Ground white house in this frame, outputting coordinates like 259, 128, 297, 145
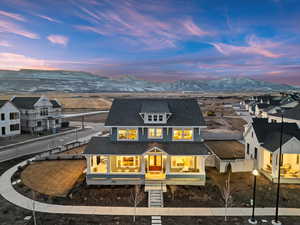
244, 118, 300, 183
11, 96, 62, 134
0, 100, 21, 137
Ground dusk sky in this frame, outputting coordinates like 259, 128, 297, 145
0, 0, 299, 85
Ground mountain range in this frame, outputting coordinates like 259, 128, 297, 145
0, 69, 298, 93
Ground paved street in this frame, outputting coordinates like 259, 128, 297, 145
0, 122, 106, 163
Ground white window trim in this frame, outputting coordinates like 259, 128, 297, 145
117, 128, 139, 141
148, 127, 163, 139
172, 128, 194, 141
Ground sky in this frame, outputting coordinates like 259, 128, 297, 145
0, 0, 300, 85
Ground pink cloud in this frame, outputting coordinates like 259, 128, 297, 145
211, 36, 281, 58
74, 3, 212, 50
0, 20, 39, 39
0, 53, 54, 70
0, 40, 11, 47
182, 19, 210, 36
47, 35, 69, 46
36, 14, 60, 23
0, 10, 26, 22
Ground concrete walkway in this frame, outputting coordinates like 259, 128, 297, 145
1, 159, 300, 217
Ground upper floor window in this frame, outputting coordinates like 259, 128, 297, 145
40, 108, 48, 116
118, 128, 138, 140
10, 124, 20, 131
1, 113, 4, 121
143, 113, 168, 124
173, 128, 193, 141
9, 112, 19, 120
148, 128, 163, 139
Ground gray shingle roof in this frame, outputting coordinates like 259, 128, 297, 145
271, 105, 300, 121
252, 118, 300, 152
141, 101, 170, 113
105, 98, 205, 126
11, 97, 40, 109
84, 137, 210, 155
0, 100, 8, 108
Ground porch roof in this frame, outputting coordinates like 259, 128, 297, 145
84, 137, 210, 155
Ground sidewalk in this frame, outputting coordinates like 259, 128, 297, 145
1, 157, 300, 217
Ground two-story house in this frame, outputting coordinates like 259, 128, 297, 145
0, 100, 20, 137
244, 118, 300, 183
11, 96, 62, 134
84, 98, 210, 186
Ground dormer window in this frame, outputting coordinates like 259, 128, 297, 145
143, 113, 168, 124
140, 101, 171, 124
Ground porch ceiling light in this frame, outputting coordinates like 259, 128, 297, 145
252, 169, 259, 176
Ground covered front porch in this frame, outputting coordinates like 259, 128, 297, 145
86, 146, 207, 185
260, 148, 300, 183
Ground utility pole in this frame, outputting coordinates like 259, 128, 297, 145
272, 113, 284, 225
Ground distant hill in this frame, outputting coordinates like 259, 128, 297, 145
0, 69, 298, 93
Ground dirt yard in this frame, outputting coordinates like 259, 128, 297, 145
66, 112, 108, 123
164, 168, 300, 208
21, 160, 86, 197
162, 216, 300, 225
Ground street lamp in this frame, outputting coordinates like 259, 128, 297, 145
272, 113, 284, 225
248, 169, 259, 224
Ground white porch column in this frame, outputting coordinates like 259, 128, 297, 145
166, 155, 170, 174
141, 155, 145, 174
107, 155, 111, 174
200, 156, 206, 173
272, 153, 278, 178
87, 156, 91, 173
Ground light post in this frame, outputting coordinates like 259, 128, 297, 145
272, 113, 284, 225
248, 169, 259, 224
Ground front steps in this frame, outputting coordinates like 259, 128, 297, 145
145, 182, 165, 225
149, 190, 163, 207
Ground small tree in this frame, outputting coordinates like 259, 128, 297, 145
129, 185, 144, 223
169, 185, 177, 200
221, 172, 232, 222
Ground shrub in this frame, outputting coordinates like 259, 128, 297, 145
207, 111, 216, 116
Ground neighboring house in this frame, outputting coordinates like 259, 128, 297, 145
0, 100, 21, 137
11, 96, 62, 134
205, 140, 253, 173
268, 105, 300, 128
244, 118, 300, 183
84, 98, 210, 186
255, 103, 271, 117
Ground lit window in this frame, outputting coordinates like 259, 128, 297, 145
117, 156, 139, 168
170, 156, 199, 173
118, 129, 138, 140
173, 128, 193, 140
148, 128, 163, 139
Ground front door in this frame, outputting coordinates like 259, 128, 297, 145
148, 155, 162, 172
1, 127, 5, 135
145, 149, 166, 180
